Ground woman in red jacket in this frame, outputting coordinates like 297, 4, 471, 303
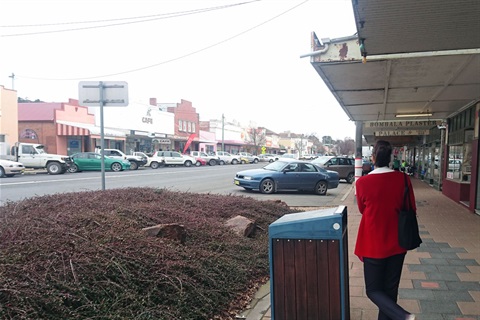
355, 140, 416, 320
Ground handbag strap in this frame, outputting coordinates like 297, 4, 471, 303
403, 173, 412, 211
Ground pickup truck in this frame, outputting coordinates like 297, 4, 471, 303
1, 142, 71, 175
96, 148, 147, 170
132, 152, 165, 169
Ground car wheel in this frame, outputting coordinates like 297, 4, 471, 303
129, 161, 138, 170
231, 159, 239, 165
150, 162, 159, 169
47, 162, 62, 175
254, 159, 259, 163
208, 159, 217, 166
195, 161, 202, 167
68, 164, 79, 173
184, 161, 192, 167
260, 178, 275, 194
241, 160, 246, 164
0, 167, 5, 178
315, 181, 328, 195
111, 162, 122, 172
219, 160, 225, 165
346, 172, 355, 184
269, 159, 273, 163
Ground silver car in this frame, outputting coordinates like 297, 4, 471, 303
0, 159, 25, 177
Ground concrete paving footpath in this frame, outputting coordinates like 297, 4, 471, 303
238, 178, 480, 320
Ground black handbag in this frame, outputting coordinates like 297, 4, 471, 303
398, 174, 422, 250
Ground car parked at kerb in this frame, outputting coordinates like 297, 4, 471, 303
68, 152, 131, 173
233, 158, 339, 195
312, 156, 355, 184
0, 159, 25, 177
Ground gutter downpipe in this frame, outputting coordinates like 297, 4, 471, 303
299, 44, 329, 59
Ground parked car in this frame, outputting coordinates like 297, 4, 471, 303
211, 151, 241, 165
190, 151, 220, 166
278, 153, 299, 160
233, 159, 339, 195
0, 159, 25, 177
68, 152, 131, 173
239, 156, 250, 164
96, 148, 147, 170
362, 158, 373, 175
300, 154, 317, 160
132, 151, 165, 169
193, 157, 207, 166
153, 151, 196, 167
259, 154, 278, 162
237, 152, 259, 164
311, 155, 355, 183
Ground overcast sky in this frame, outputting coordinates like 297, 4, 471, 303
1, 0, 358, 140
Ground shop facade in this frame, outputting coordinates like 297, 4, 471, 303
18, 100, 126, 156
88, 100, 174, 154
442, 102, 479, 212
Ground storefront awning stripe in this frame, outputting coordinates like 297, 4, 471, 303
56, 120, 126, 137
56, 123, 90, 136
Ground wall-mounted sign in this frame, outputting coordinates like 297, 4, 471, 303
374, 130, 430, 136
364, 120, 442, 129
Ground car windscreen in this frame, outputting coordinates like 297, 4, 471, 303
263, 161, 289, 171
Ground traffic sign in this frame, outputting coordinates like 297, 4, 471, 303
78, 81, 128, 107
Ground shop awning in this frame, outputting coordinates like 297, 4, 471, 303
56, 120, 126, 138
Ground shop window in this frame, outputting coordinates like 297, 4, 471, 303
183, 121, 187, 131
178, 120, 183, 132
447, 129, 473, 182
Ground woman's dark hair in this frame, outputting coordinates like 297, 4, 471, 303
373, 140, 392, 167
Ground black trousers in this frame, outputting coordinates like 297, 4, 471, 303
363, 253, 410, 320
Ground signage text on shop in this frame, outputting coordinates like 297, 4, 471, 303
364, 120, 442, 128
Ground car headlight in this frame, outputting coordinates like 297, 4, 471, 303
244, 176, 252, 180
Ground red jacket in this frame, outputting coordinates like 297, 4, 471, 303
354, 168, 416, 259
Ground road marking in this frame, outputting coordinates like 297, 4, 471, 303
0, 166, 227, 187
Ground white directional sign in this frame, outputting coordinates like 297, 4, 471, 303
78, 81, 128, 191
78, 81, 128, 107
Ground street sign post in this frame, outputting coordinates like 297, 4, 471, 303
78, 81, 128, 190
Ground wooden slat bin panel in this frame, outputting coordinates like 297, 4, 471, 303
272, 238, 349, 320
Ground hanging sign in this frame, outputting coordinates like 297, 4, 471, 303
374, 129, 430, 136
364, 120, 442, 129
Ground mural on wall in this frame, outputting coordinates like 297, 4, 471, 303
20, 129, 39, 141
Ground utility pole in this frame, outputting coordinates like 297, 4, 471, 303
9, 73, 15, 90
221, 114, 225, 151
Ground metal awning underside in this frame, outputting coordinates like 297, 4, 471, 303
309, 0, 480, 146
353, 0, 480, 56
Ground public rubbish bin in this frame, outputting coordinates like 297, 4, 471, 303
269, 206, 350, 320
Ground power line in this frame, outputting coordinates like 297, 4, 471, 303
0, 0, 261, 37
17, 0, 309, 81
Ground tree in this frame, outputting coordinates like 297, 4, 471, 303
246, 127, 266, 155
337, 137, 355, 156
18, 97, 43, 103
306, 134, 325, 155
322, 135, 333, 145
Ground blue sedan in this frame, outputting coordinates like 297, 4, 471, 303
233, 159, 339, 195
